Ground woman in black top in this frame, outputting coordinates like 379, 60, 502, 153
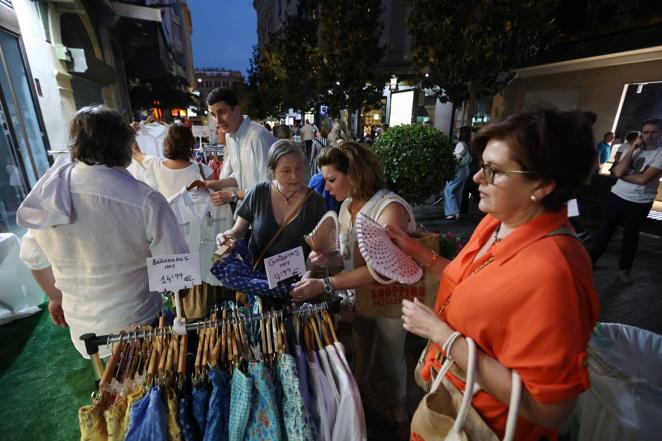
218, 139, 327, 274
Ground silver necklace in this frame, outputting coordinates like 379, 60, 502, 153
273, 181, 297, 205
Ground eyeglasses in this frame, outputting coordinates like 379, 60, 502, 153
479, 162, 534, 184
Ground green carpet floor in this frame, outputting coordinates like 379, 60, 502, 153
0, 305, 95, 441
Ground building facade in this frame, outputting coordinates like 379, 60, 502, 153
195, 68, 244, 105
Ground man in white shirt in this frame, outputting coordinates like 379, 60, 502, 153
204, 89, 275, 205
301, 119, 316, 160
590, 118, 662, 284
17, 106, 188, 357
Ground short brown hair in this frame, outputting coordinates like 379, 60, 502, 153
318, 141, 386, 201
472, 109, 596, 212
163, 124, 195, 161
69, 105, 134, 167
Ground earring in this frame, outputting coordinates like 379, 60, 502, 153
530, 194, 537, 202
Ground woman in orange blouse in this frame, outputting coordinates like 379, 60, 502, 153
388, 109, 600, 440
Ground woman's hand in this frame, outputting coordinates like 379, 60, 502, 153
385, 224, 421, 256
308, 250, 330, 266
216, 230, 237, 249
291, 277, 324, 302
48, 298, 68, 328
401, 297, 449, 343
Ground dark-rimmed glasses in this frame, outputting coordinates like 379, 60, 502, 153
479, 162, 534, 184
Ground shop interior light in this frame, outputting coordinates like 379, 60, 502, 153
636, 83, 644, 94
389, 75, 398, 92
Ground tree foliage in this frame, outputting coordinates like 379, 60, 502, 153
373, 124, 455, 205
406, 0, 559, 106
319, 0, 387, 128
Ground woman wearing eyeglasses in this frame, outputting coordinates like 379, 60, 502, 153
389, 109, 599, 440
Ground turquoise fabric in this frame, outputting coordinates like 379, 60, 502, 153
245, 361, 283, 440
229, 367, 252, 441
276, 353, 316, 441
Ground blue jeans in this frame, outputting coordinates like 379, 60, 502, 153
444, 165, 470, 217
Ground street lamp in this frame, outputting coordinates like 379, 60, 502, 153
389, 75, 398, 92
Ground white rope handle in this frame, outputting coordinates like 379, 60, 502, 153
429, 336, 521, 441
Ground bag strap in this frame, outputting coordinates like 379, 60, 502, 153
431, 337, 521, 441
545, 226, 579, 240
253, 189, 314, 270
198, 163, 206, 180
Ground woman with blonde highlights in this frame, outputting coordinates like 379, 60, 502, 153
293, 141, 414, 437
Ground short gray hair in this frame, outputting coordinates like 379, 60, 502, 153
267, 139, 305, 170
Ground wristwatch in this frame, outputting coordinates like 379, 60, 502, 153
230, 191, 238, 203
322, 277, 335, 295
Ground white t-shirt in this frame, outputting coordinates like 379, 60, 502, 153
142, 156, 212, 200
611, 146, 662, 203
135, 123, 168, 157
167, 188, 234, 285
301, 123, 315, 141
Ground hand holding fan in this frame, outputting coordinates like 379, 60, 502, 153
355, 213, 422, 285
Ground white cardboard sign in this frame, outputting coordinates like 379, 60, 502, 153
147, 253, 201, 292
192, 125, 210, 138
264, 246, 306, 289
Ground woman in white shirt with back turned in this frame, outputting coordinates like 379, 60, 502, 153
133, 124, 213, 198
18, 106, 188, 358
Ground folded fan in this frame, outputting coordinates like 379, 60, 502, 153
304, 210, 340, 254
355, 213, 423, 285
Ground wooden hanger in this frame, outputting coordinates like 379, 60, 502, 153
309, 316, 324, 351
100, 336, 125, 388
177, 334, 187, 377
322, 310, 339, 343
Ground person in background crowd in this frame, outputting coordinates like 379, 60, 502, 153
612, 131, 640, 170
460, 126, 481, 214
597, 131, 615, 167
328, 119, 352, 146
308, 126, 340, 212
590, 118, 662, 284
392, 109, 599, 440
293, 141, 414, 439
133, 124, 213, 199
217, 140, 327, 308
301, 119, 316, 160
443, 126, 473, 220
17, 105, 188, 358
203, 88, 275, 207
275, 124, 293, 140
209, 154, 222, 181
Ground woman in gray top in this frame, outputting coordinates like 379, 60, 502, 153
218, 139, 327, 276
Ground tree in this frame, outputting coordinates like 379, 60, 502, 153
319, 0, 387, 135
240, 1, 321, 120
407, 0, 559, 120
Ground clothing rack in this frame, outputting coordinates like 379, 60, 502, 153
80, 296, 342, 380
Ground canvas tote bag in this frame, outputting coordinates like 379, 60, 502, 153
352, 190, 440, 318
410, 337, 522, 441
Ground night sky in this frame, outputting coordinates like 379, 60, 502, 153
189, 0, 257, 75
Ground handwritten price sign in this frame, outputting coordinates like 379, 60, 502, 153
264, 246, 306, 289
147, 253, 201, 292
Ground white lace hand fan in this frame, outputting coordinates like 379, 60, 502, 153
355, 213, 423, 285
304, 210, 340, 254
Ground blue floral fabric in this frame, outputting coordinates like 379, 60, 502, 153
229, 367, 253, 441
178, 391, 201, 441
125, 386, 168, 441
210, 242, 292, 299
245, 362, 282, 441
192, 382, 209, 436
277, 353, 316, 441
203, 369, 230, 441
